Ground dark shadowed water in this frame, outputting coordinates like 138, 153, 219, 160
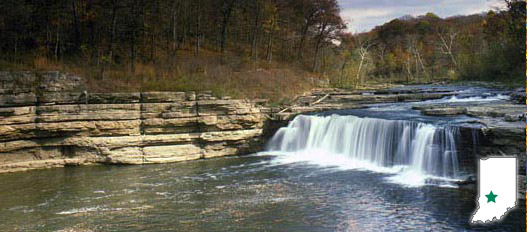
0, 155, 524, 231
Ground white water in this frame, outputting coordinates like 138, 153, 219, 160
266, 114, 461, 187
428, 94, 510, 103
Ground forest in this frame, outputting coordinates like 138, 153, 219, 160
0, 0, 524, 101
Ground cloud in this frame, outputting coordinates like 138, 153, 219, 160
340, 8, 393, 32
339, 0, 507, 32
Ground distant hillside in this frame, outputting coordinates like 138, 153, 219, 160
335, 1, 525, 88
0, 0, 524, 100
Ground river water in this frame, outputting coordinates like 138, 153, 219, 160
0, 85, 524, 231
0, 156, 524, 231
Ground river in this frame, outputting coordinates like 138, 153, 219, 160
0, 155, 524, 231
0, 85, 524, 231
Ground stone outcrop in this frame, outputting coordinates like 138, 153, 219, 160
421, 107, 466, 116
273, 86, 526, 198
413, 99, 526, 198
415, 103, 526, 121
0, 71, 265, 173
1, 71, 525, 199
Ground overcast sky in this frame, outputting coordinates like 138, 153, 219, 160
339, 0, 507, 33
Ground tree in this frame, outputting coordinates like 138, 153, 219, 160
311, 0, 344, 72
437, 28, 458, 71
219, 0, 236, 64
263, 2, 279, 64
354, 38, 374, 88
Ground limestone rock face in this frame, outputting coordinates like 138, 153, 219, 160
1, 71, 524, 187
0, 72, 265, 173
421, 107, 466, 116
466, 104, 525, 118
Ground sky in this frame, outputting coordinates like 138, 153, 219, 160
338, 0, 507, 33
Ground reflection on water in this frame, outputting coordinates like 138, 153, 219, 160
0, 155, 524, 231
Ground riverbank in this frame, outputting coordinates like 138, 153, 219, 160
0, 72, 525, 200
0, 71, 267, 172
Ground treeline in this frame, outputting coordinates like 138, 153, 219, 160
0, 0, 344, 72
333, 0, 526, 87
0, 0, 524, 97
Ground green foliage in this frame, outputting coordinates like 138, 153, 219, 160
425, 12, 440, 19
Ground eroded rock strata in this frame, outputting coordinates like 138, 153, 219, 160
0, 71, 265, 173
0, 70, 524, 196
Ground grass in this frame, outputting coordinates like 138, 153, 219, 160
0, 49, 316, 104
3, 48, 522, 106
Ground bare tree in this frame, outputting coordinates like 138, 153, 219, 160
376, 43, 386, 63
437, 29, 458, 70
108, 0, 119, 63
195, 0, 201, 55
264, 3, 278, 64
407, 35, 428, 82
219, 0, 236, 64
354, 38, 374, 88
250, 0, 261, 66
404, 55, 413, 84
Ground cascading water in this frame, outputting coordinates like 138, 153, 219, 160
266, 114, 461, 186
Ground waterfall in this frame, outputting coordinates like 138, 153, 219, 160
266, 114, 460, 185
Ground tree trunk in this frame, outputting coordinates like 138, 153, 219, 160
109, 1, 118, 63
266, 20, 274, 64
355, 57, 364, 89
250, 1, 260, 63
130, 2, 137, 73
195, 0, 201, 55
151, 33, 155, 63
297, 22, 310, 59
439, 32, 458, 70
339, 56, 349, 87
312, 24, 327, 72
415, 54, 419, 82
55, 26, 60, 62
181, 1, 188, 45
71, 0, 81, 52
220, 0, 235, 64
131, 30, 135, 72
405, 57, 412, 84
171, 1, 179, 57
87, 3, 96, 59
416, 49, 427, 78
14, 35, 18, 63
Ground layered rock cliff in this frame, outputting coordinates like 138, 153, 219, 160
1, 71, 524, 196
0, 71, 265, 173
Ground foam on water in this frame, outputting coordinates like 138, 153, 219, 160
266, 114, 462, 187
428, 94, 510, 103
57, 206, 104, 215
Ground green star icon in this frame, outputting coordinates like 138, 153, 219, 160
485, 191, 498, 203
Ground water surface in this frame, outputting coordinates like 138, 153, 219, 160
0, 85, 523, 231
0, 155, 524, 231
